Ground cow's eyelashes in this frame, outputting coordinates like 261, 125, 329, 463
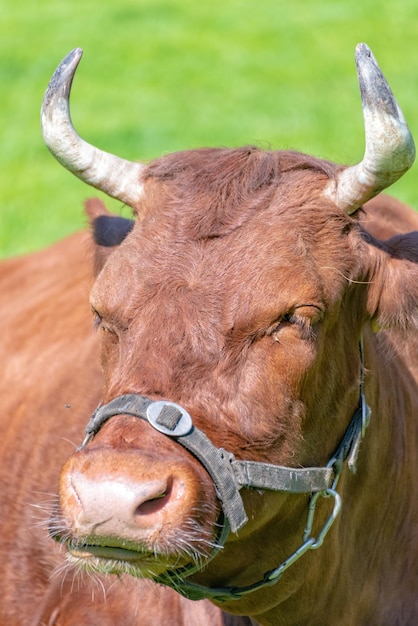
271, 318, 311, 342
92, 309, 114, 334
269, 307, 322, 341
93, 312, 106, 332
270, 313, 298, 335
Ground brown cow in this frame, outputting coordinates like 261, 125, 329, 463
0, 229, 249, 625
41, 44, 418, 625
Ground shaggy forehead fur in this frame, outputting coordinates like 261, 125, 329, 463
141, 146, 342, 240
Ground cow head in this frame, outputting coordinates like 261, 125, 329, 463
43, 46, 418, 607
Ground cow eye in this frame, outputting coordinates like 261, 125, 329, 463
270, 305, 322, 341
92, 309, 114, 334
270, 313, 296, 337
282, 313, 293, 323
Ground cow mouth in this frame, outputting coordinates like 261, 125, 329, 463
66, 540, 186, 578
70, 544, 147, 562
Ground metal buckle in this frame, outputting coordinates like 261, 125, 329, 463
146, 401, 193, 437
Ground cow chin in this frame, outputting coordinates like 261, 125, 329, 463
66, 547, 173, 579
65, 545, 188, 580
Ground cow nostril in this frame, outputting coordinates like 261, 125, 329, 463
135, 491, 170, 516
135, 479, 173, 516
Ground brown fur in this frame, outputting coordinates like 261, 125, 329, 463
56, 148, 418, 625
0, 231, 246, 624
11, 146, 418, 625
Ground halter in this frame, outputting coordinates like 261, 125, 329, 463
79, 340, 370, 602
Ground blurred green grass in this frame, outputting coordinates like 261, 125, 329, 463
1, 0, 418, 257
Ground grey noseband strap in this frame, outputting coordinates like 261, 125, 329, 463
82, 394, 333, 533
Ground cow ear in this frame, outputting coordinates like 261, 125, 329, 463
366, 230, 418, 330
84, 198, 135, 274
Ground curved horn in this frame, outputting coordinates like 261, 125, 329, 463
324, 43, 415, 214
41, 49, 145, 208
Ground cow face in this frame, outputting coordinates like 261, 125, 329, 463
52, 149, 379, 581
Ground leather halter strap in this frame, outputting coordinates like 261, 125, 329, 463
82, 395, 334, 533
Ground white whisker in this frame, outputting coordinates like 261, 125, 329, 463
320, 266, 373, 285
60, 437, 79, 450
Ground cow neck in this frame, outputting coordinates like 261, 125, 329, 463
79, 338, 370, 602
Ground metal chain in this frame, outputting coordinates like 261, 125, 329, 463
261, 482, 343, 588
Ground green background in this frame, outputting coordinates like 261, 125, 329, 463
2, 0, 418, 257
